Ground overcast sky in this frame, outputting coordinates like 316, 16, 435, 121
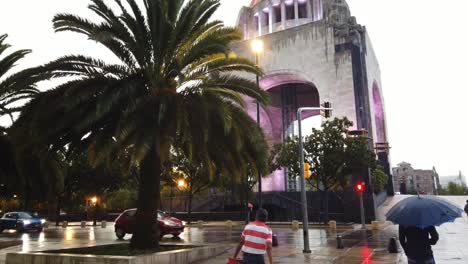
1, 0, 467, 177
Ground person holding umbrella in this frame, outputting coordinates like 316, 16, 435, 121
464, 200, 468, 215
386, 195, 464, 264
399, 225, 438, 264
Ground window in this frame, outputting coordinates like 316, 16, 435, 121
18, 212, 32, 219
298, 0, 308, 19
274, 5, 281, 23
262, 9, 269, 27
285, 0, 294, 20
254, 15, 259, 31
124, 210, 136, 217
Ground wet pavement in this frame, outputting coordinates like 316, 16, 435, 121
0, 196, 467, 263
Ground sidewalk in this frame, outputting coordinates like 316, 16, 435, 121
194, 225, 403, 264
194, 220, 468, 264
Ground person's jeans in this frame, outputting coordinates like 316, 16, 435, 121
243, 252, 265, 264
408, 257, 436, 264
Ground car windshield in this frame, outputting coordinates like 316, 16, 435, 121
17, 212, 32, 219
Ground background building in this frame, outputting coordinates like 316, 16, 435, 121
439, 171, 467, 188
392, 162, 439, 194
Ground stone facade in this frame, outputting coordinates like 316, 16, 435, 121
392, 162, 439, 195
233, 0, 392, 193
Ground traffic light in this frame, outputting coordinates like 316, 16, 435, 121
356, 182, 365, 193
304, 163, 311, 179
321, 101, 332, 118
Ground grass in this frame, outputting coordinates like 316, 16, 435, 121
45, 243, 196, 256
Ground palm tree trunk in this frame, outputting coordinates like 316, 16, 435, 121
130, 146, 161, 249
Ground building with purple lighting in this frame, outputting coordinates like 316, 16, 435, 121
231, 0, 393, 209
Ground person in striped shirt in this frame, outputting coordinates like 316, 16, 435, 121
232, 209, 273, 264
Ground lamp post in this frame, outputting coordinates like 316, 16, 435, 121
90, 196, 98, 226
251, 38, 264, 208
297, 106, 332, 254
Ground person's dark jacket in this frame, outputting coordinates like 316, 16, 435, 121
464, 203, 468, 215
399, 225, 439, 260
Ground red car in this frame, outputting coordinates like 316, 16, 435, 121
114, 209, 184, 240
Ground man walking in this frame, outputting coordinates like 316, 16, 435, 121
233, 209, 273, 264
464, 200, 468, 216
399, 225, 439, 264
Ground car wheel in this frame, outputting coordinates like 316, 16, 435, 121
16, 225, 23, 233
115, 227, 125, 239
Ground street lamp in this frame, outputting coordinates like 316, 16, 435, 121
297, 105, 333, 254
90, 196, 98, 226
177, 179, 187, 189
251, 38, 263, 208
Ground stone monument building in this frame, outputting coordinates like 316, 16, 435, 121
232, 0, 392, 195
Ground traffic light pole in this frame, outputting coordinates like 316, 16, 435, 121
359, 191, 366, 229
297, 106, 332, 254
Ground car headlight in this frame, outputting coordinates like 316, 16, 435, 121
163, 221, 172, 226
22, 220, 31, 225
40, 219, 46, 224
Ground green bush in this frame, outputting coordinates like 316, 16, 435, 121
371, 168, 388, 194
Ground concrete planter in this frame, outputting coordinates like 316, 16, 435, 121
6, 243, 231, 264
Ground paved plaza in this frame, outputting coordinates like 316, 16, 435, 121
0, 196, 466, 263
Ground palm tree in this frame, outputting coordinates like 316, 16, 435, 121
0, 34, 40, 123
18, 0, 269, 249
0, 34, 46, 208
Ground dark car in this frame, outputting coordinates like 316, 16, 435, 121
0, 212, 45, 233
114, 209, 184, 240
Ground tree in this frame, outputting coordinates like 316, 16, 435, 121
0, 34, 44, 203
270, 117, 377, 222
18, 0, 269, 249
169, 149, 212, 224
0, 34, 40, 123
371, 167, 388, 194
438, 182, 468, 195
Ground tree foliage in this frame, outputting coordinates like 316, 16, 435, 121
0, 34, 40, 123
271, 117, 377, 191
270, 117, 378, 222
14, 0, 270, 249
438, 182, 468, 195
371, 167, 388, 194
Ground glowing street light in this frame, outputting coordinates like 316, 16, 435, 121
90, 196, 98, 205
251, 39, 264, 55
177, 179, 187, 189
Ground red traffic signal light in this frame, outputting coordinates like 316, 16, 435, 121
356, 182, 365, 193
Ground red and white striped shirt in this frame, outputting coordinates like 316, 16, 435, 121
241, 221, 273, 255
